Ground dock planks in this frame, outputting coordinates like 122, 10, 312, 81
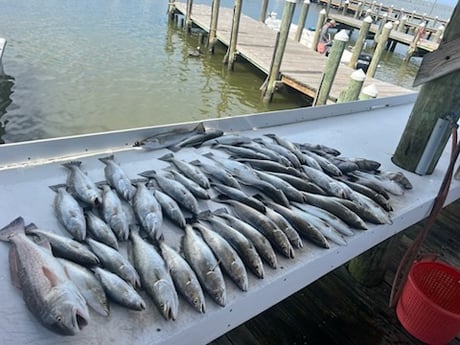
173, 3, 414, 102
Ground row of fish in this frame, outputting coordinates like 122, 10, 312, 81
0, 126, 412, 336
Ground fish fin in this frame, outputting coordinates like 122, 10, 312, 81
62, 161, 82, 169
138, 170, 156, 178
42, 266, 60, 287
202, 152, 214, 159
196, 210, 213, 221
8, 246, 22, 289
48, 184, 68, 193
159, 153, 174, 162
98, 154, 115, 164
213, 208, 229, 215
210, 259, 221, 272
166, 145, 182, 153
195, 122, 206, 134
189, 160, 201, 166
95, 180, 110, 188
263, 133, 276, 139
0, 217, 25, 242
24, 223, 39, 233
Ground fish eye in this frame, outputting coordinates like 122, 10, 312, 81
56, 315, 63, 323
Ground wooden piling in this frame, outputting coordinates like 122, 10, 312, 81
348, 15, 372, 69
374, 13, 387, 44
354, 2, 363, 19
434, 25, 445, 43
337, 69, 366, 103
341, 0, 349, 16
262, 0, 297, 103
185, 0, 193, 33
366, 21, 392, 78
325, 0, 332, 20
314, 30, 349, 106
392, 3, 460, 174
312, 9, 327, 52
224, 0, 243, 70
260, 0, 269, 22
397, 15, 407, 32
208, 0, 221, 53
359, 84, 378, 99
168, 0, 176, 20
404, 22, 425, 62
295, 0, 311, 42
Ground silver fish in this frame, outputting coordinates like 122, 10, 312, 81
203, 152, 259, 182
253, 138, 302, 168
352, 171, 405, 196
241, 141, 293, 167
154, 190, 186, 228
93, 267, 146, 311
62, 161, 101, 207
58, 259, 109, 317
302, 165, 349, 198
168, 128, 224, 151
301, 150, 343, 177
212, 183, 266, 213
234, 158, 304, 178
160, 153, 210, 189
263, 207, 303, 249
25, 225, 100, 267
264, 133, 306, 165
266, 172, 327, 195
87, 238, 141, 287
256, 170, 305, 203
132, 182, 163, 241
49, 184, 86, 241
0, 217, 90, 335
130, 229, 179, 320
85, 210, 119, 250
199, 212, 265, 278
100, 184, 130, 241
168, 170, 210, 200
182, 224, 227, 307
213, 144, 271, 160
159, 241, 205, 313
333, 196, 392, 225
203, 133, 253, 146
338, 178, 393, 212
193, 222, 249, 291
140, 170, 200, 215
189, 159, 241, 189
98, 155, 136, 201
296, 142, 341, 156
215, 210, 279, 269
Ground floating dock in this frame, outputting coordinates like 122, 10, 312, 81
173, 3, 413, 102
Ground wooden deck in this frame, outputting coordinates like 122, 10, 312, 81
210, 198, 460, 345
173, 3, 414, 102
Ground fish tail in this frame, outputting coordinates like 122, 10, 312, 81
202, 152, 214, 159
0, 217, 25, 241
138, 170, 157, 178
159, 153, 174, 162
196, 210, 213, 221
98, 154, 115, 164
213, 207, 229, 216
62, 161, 82, 169
189, 160, 201, 166
48, 183, 68, 193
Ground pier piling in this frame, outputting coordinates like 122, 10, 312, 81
208, 0, 221, 53
295, 0, 311, 43
348, 15, 372, 69
359, 84, 378, 100
185, 0, 193, 33
366, 21, 393, 78
260, 0, 269, 22
338, 69, 366, 103
224, 0, 243, 70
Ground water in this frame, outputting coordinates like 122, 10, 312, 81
0, 0, 454, 144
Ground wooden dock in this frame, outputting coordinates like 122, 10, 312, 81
173, 3, 413, 103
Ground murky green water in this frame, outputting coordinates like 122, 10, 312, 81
0, 0, 453, 144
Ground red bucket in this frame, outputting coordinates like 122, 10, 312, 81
396, 260, 460, 345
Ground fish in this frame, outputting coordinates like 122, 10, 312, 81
62, 161, 101, 207
160, 153, 210, 189
378, 171, 413, 190
98, 155, 136, 201
49, 184, 86, 241
135, 122, 206, 150
168, 128, 224, 151
351, 171, 405, 196
193, 222, 249, 291
197, 213, 265, 279
263, 201, 330, 249
216, 198, 295, 259
302, 165, 350, 198
93, 267, 146, 311
301, 150, 343, 177
58, 259, 110, 317
214, 209, 278, 269
203, 152, 259, 182
154, 190, 186, 228
130, 228, 179, 320
202, 133, 253, 146
253, 138, 302, 168
302, 192, 368, 230
132, 182, 163, 241
139, 170, 200, 215
338, 178, 393, 212
241, 141, 293, 167
255, 170, 305, 203
181, 224, 227, 306
296, 142, 341, 156
264, 133, 307, 165
85, 210, 119, 250
100, 184, 130, 241
212, 183, 266, 213
0, 217, 90, 335
324, 155, 360, 174
167, 170, 210, 200
263, 207, 303, 249
87, 238, 141, 287
333, 196, 393, 225
266, 172, 327, 195
348, 157, 381, 171
189, 159, 241, 189
293, 203, 354, 237
25, 225, 100, 267
158, 241, 205, 313
234, 158, 304, 178
213, 144, 271, 160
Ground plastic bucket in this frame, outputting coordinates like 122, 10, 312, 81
396, 260, 460, 345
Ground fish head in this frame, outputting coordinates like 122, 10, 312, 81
44, 284, 90, 335
154, 280, 178, 320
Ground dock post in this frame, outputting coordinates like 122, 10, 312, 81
374, 13, 387, 44
392, 3, 460, 174
312, 9, 327, 52
262, 0, 297, 103
433, 16, 439, 28
434, 24, 445, 43
397, 15, 407, 32
295, 0, 311, 42
354, 2, 363, 19
260, 0, 269, 22
366, 21, 393, 78
342, 0, 349, 15
314, 30, 349, 106
208, 0, 221, 53
325, 0, 332, 19
224, 0, 243, 70
185, 0, 193, 33
337, 69, 366, 103
167, 0, 176, 20
388, 4, 394, 18
359, 84, 377, 99
349, 16, 372, 69
404, 22, 425, 62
